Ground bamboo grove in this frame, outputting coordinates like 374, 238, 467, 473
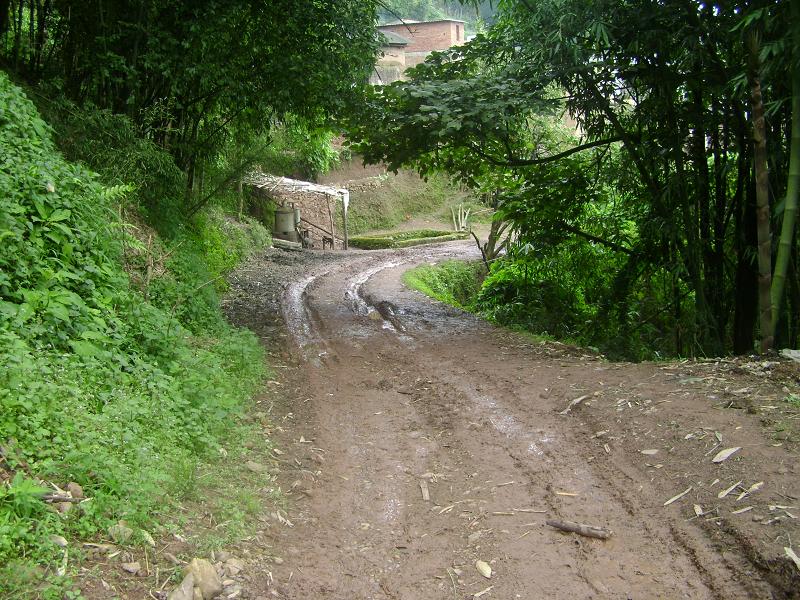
348, 0, 799, 358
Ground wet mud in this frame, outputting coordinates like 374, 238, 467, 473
224, 242, 800, 600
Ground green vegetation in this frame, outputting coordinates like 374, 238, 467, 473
404, 261, 485, 309
0, 71, 270, 596
1, 1, 380, 221
349, 0, 800, 358
405, 259, 588, 345
350, 229, 467, 249
1, 0, 384, 594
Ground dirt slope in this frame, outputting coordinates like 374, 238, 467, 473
225, 242, 800, 600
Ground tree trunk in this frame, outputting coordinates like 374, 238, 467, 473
34, 0, 51, 73
0, 0, 10, 35
13, 0, 23, 69
771, 6, 800, 340
733, 163, 758, 355
746, 32, 773, 353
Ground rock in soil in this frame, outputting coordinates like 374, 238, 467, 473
167, 573, 195, 600
223, 557, 244, 576
121, 561, 141, 575
245, 461, 269, 474
67, 481, 84, 499
108, 521, 133, 544
185, 558, 223, 599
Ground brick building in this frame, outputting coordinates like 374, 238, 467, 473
371, 30, 409, 85
373, 19, 466, 83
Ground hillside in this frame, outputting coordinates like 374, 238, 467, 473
0, 71, 273, 597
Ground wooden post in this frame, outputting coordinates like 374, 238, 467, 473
342, 190, 349, 250
237, 179, 243, 219
326, 196, 336, 250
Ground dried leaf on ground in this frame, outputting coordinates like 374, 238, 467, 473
785, 547, 800, 572
419, 480, 430, 502
664, 486, 693, 506
711, 447, 741, 463
736, 481, 763, 501
475, 560, 492, 579
717, 481, 742, 499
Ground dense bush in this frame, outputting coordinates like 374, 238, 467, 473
478, 261, 587, 340
0, 71, 267, 593
38, 95, 185, 228
405, 243, 691, 361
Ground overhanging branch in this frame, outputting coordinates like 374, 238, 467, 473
469, 136, 622, 168
560, 223, 633, 254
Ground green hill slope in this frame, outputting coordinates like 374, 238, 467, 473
0, 72, 266, 595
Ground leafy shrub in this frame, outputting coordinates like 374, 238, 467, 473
38, 95, 186, 233
477, 256, 590, 340
0, 71, 267, 592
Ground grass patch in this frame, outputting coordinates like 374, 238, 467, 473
403, 260, 486, 309
345, 171, 472, 234
178, 413, 283, 555
404, 260, 562, 347
350, 229, 468, 249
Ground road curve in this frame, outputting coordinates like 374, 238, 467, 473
245, 242, 784, 599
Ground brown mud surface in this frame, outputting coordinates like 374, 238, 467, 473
220, 241, 799, 600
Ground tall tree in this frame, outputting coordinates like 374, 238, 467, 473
746, 30, 774, 352
1, 0, 381, 212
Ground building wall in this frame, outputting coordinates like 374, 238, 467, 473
373, 44, 406, 84
404, 51, 431, 69
377, 20, 464, 54
370, 63, 405, 85
378, 45, 406, 67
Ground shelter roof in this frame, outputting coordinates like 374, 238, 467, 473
379, 30, 410, 46
378, 18, 466, 26
244, 172, 348, 205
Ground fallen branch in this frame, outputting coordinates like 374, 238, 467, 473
546, 519, 612, 540
42, 494, 84, 503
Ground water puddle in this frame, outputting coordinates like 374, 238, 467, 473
344, 260, 402, 315
343, 261, 417, 343
284, 271, 321, 349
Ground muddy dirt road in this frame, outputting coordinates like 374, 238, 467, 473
226, 242, 800, 600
